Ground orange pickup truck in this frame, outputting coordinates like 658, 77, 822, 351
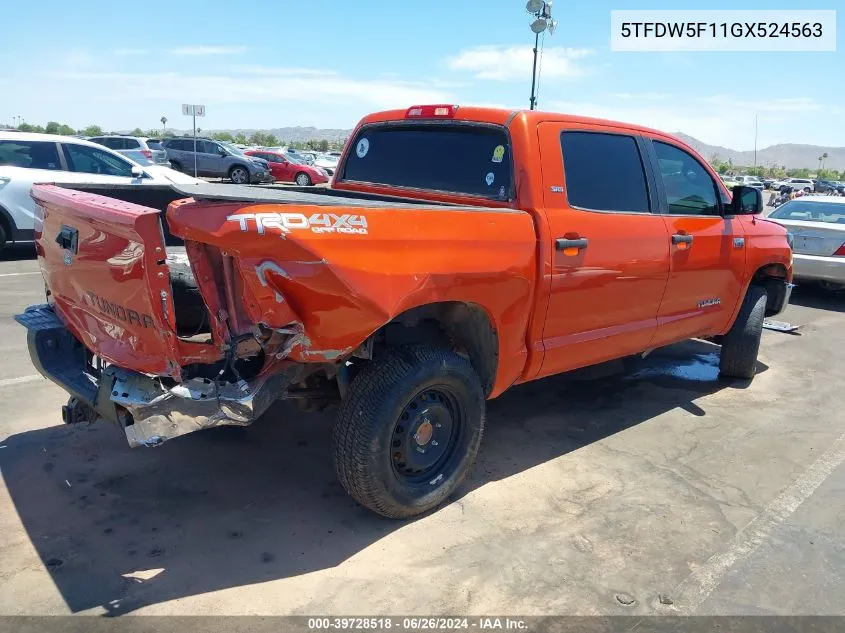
16, 105, 793, 518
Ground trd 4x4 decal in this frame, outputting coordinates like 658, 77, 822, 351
226, 212, 368, 236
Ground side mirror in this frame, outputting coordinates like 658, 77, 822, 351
130, 165, 145, 178
730, 185, 762, 215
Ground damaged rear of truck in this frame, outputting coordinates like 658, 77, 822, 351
17, 107, 538, 518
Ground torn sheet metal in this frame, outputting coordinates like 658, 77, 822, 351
109, 366, 295, 448
763, 319, 801, 334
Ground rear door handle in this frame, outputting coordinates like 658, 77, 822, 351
555, 237, 589, 251
672, 234, 693, 245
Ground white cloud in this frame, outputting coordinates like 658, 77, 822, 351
56, 69, 452, 108
547, 94, 838, 149
447, 45, 593, 81
169, 45, 249, 57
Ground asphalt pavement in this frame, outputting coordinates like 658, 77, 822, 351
0, 242, 844, 617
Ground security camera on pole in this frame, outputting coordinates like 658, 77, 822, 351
181, 103, 206, 177
526, 0, 557, 111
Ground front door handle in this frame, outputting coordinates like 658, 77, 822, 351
555, 237, 589, 251
672, 233, 694, 245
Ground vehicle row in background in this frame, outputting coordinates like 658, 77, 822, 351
0, 131, 200, 253
160, 138, 273, 184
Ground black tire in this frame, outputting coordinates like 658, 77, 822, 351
333, 344, 485, 519
804, 187, 811, 194
229, 165, 250, 184
719, 285, 767, 379
170, 161, 182, 172
166, 250, 209, 336
294, 172, 312, 186
0, 221, 7, 255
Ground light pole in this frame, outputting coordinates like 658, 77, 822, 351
526, 0, 556, 110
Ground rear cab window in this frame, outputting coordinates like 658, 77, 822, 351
339, 123, 512, 201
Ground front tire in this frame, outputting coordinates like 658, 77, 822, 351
229, 165, 249, 184
295, 172, 312, 186
719, 285, 767, 379
333, 344, 485, 519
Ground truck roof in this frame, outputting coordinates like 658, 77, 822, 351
357, 105, 674, 139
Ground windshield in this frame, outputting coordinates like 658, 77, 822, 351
340, 123, 512, 200
220, 142, 245, 156
769, 200, 845, 223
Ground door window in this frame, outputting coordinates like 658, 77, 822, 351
199, 140, 219, 154
0, 140, 62, 170
62, 143, 134, 177
560, 131, 650, 213
653, 141, 720, 216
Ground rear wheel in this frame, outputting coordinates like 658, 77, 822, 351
0, 222, 7, 255
170, 161, 182, 172
333, 344, 485, 519
229, 165, 249, 184
719, 285, 767, 380
804, 187, 811, 193
295, 172, 312, 186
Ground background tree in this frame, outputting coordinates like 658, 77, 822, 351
317, 139, 329, 152
81, 125, 103, 137
211, 132, 234, 142
18, 122, 44, 133
160, 116, 167, 135
234, 133, 248, 145
130, 127, 145, 136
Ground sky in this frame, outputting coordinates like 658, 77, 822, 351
2, 0, 842, 149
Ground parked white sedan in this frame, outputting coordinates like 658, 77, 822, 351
767, 197, 845, 291
0, 131, 200, 253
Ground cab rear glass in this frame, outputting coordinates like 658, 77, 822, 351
340, 123, 512, 200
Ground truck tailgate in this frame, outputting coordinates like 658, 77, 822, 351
31, 184, 182, 377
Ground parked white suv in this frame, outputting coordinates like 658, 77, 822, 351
772, 178, 815, 193
0, 132, 200, 253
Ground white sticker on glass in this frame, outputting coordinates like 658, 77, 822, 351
356, 138, 370, 158
485, 172, 495, 186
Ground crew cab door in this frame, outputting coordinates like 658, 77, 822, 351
641, 136, 745, 344
535, 123, 671, 378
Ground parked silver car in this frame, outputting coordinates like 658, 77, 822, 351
768, 197, 845, 291
88, 136, 170, 166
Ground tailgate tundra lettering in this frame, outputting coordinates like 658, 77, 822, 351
85, 291, 155, 328
227, 212, 368, 236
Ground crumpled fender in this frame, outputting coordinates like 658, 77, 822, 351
167, 198, 537, 393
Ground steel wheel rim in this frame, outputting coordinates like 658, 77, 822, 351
390, 386, 463, 483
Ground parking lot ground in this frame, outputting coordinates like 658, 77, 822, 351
1, 244, 844, 616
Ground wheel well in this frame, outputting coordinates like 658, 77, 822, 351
367, 302, 499, 396
0, 205, 13, 246
751, 263, 789, 316
229, 164, 248, 175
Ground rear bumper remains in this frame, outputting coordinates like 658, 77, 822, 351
15, 304, 294, 448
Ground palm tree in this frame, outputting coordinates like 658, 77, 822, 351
818, 155, 824, 172
160, 116, 167, 135
821, 152, 829, 170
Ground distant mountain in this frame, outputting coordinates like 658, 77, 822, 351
155, 126, 353, 143
675, 133, 844, 171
